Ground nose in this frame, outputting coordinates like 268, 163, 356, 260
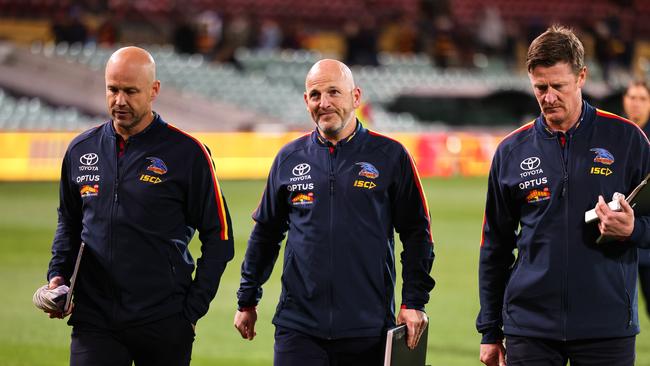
319, 95, 331, 109
543, 90, 558, 105
115, 91, 127, 106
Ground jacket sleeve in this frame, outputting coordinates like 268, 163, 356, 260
237, 156, 289, 309
476, 150, 518, 344
630, 130, 650, 249
183, 144, 235, 324
392, 147, 435, 311
47, 150, 83, 283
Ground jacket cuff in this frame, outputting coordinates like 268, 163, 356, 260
238, 306, 257, 312
401, 303, 426, 312
480, 328, 504, 344
630, 218, 646, 245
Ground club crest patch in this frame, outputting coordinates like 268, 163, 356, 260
355, 162, 379, 179
146, 157, 168, 175
589, 148, 614, 165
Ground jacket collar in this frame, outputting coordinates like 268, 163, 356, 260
103, 112, 165, 140
534, 100, 594, 138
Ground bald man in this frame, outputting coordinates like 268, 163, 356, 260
234, 59, 434, 365
44, 47, 234, 365
623, 80, 650, 319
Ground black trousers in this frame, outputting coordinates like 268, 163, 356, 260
505, 335, 635, 366
70, 313, 195, 366
640, 265, 650, 317
274, 326, 385, 366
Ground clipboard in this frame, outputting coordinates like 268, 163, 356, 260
583, 173, 650, 243
383, 323, 428, 366
64, 242, 85, 313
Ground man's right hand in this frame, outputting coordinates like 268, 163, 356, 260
480, 342, 506, 366
234, 308, 257, 340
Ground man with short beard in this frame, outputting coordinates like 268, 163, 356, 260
43, 47, 234, 365
234, 59, 435, 365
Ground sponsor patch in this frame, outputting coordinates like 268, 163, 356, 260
79, 153, 99, 166
355, 162, 379, 179
353, 180, 377, 189
292, 163, 311, 176
590, 148, 614, 165
526, 187, 551, 203
590, 167, 613, 176
80, 184, 99, 197
520, 157, 541, 171
287, 183, 314, 191
291, 192, 314, 205
146, 157, 168, 175
139, 174, 163, 184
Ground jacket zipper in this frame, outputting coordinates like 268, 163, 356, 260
557, 132, 570, 341
327, 145, 336, 339
109, 138, 125, 323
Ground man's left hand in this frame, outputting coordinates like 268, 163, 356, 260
595, 195, 634, 239
396, 308, 428, 350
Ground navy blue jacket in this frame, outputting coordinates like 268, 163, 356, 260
237, 122, 435, 339
477, 102, 650, 343
48, 114, 234, 328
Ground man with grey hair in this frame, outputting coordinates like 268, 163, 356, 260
43, 46, 234, 365
477, 25, 650, 366
234, 59, 435, 365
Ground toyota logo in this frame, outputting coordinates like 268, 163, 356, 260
292, 163, 311, 176
520, 157, 540, 171
80, 153, 99, 166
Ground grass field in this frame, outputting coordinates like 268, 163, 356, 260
1, 178, 648, 366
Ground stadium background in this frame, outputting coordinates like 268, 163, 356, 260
0, 0, 649, 364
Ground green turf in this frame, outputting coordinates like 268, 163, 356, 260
1, 179, 648, 365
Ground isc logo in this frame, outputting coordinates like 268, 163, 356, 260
353, 180, 376, 189
590, 167, 613, 176
140, 174, 162, 184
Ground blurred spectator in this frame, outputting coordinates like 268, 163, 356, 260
344, 16, 378, 66
172, 16, 198, 55
215, 15, 252, 67
476, 5, 505, 57
257, 18, 282, 50
95, 16, 120, 46
51, 8, 89, 44
196, 10, 223, 55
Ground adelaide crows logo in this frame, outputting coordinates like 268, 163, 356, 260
589, 148, 614, 165
355, 162, 379, 179
145, 157, 168, 175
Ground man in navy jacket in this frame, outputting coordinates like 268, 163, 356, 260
44, 47, 234, 365
623, 79, 650, 318
478, 26, 650, 366
234, 59, 435, 365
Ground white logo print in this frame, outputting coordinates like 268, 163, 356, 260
520, 157, 540, 171
80, 153, 99, 166
292, 163, 311, 176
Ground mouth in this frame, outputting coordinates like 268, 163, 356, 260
113, 110, 131, 119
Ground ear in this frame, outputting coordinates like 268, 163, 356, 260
576, 67, 587, 88
352, 87, 362, 109
303, 91, 309, 110
150, 80, 161, 101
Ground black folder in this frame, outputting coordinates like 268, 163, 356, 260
383, 323, 428, 366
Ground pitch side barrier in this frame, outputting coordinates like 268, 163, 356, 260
0, 131, 505, 181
